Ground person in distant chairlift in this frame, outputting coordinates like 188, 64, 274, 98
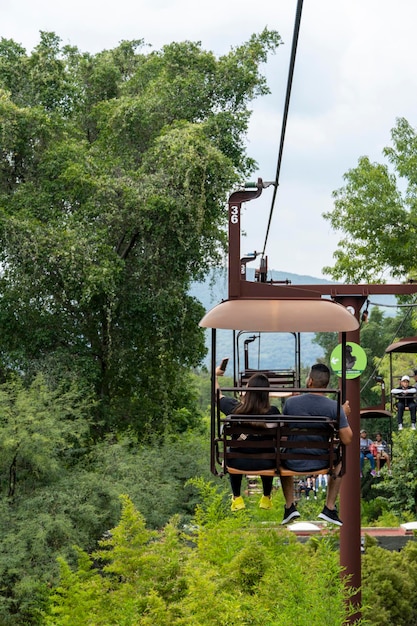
360, 429, 376, 478
373, 432, 391, 476
391, 375, 417, 430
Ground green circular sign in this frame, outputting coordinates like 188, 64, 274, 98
330, 341, 367, 379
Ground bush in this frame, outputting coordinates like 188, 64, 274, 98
362, 542, 417, 625
0, 425, 216, 624
44, 488, 360, 625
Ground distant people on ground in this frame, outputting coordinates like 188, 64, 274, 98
305, 475, 317, 499
296, 476, 317, 500
280, 363, 352, 527
296, 478, 307, 499
317, 473, 328, 491
360, 429, 376, 477
391, 375, 417, 430
216, 362, 279, 512
373, 432, 391, 476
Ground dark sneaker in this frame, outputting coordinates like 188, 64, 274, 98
281, 503, 301, 525
318, 505, 343, 526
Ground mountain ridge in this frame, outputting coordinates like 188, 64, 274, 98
191, 268, 336, 308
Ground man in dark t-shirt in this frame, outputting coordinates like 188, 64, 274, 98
280, 363, 352, 527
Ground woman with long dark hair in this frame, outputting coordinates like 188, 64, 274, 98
216, 364, 280, 511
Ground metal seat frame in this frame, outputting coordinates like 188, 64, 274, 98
218, 396, 345, 480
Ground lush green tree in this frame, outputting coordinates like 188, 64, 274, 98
373, 428, 417, 516
0, 396, 213, 624
0, 374, 92, 498
322, 117, 417, 283
0, 30, 282, 435
86, 431, 213, 530
0, 375, 100, 625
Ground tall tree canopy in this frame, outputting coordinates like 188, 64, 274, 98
0, 30, 281, 434
323, 117, 417, 283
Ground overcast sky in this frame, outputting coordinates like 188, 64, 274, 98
2, 0, 417, 279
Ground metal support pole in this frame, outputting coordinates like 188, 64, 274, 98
228, 182, 263, 299
210, 328, 217, 474
336, 295, 366, 623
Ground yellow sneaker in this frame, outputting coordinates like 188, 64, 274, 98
231, 496, 245, 511
259, 495, 272, 510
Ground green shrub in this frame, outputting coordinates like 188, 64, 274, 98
362, 542, 417, 625
44, 488, 361, 625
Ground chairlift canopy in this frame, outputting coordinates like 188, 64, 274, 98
360, 409, 392, 419
385, 337, 417, 354
199, 298, 359, 333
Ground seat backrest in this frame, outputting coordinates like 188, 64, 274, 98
240, 369, 296, 389
277, 417, 340, 469
221, 417, 280, 465
219, 414, 344, 477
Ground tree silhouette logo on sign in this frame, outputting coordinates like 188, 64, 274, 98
330, 341, 367, 379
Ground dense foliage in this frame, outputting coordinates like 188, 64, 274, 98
0, 374, 416, 625
44, 492, 360, 626
371, 428, 417, 517
0, 376, 213, 625
0, 30, 281, 435
362, 542, 417, 626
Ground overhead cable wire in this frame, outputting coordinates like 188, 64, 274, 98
367, 300, 417, 308
261, 0, 304, 258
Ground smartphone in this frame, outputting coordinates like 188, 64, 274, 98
219, 358, 229, 372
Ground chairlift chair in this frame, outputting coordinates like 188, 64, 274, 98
385, 337, 417, 420
200, 298, 359, 478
